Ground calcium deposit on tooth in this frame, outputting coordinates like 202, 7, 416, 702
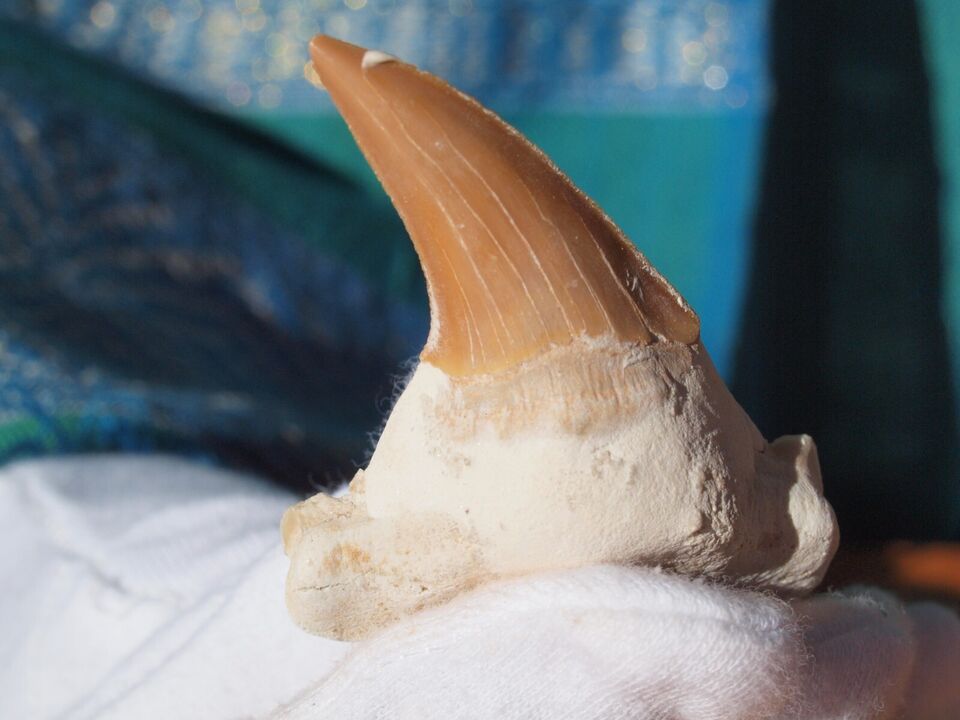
282, 35, 840, 641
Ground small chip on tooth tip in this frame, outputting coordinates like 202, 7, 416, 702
303, 61, 325, 90
361, 49, 397, 69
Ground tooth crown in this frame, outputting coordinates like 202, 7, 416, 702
308, 35, 699, 377
282, 36, 840, 641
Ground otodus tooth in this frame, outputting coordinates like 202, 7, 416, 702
283, 35, 839, 641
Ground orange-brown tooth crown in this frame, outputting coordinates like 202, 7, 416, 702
309, 35, 700, 377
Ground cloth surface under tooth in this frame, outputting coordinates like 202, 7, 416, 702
278, 566, 960, 720
0, 456, 347, 720
1, 455, 957, 719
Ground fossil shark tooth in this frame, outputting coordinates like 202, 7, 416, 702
306, 35, 698, 376
282, 36, 839, 641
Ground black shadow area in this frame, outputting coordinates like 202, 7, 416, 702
732, 1, 959, 542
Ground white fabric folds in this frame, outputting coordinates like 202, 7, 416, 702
0, 456, 347, 720
1, 456, 958, 720
276, 568, 960, 720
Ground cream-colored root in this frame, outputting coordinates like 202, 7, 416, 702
284, 338, 838, 640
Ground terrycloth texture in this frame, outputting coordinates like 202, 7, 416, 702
278, 567, 806, 720
2, 455, 958, 720
792, 590, 917, 719
0, 456, 347, 720
275, 568, 960, 720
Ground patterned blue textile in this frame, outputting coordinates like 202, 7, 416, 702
0, 23, 425, 480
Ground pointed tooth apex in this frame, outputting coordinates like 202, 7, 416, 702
309, 35, 699, 376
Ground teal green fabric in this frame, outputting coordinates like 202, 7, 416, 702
921, 0, 960, 404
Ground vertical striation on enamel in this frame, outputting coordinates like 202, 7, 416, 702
308, 35, 699, 377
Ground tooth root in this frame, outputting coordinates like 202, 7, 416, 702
309, 35, 700, 376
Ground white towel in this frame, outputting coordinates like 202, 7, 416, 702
1, 455, 958, 720
276, 568, 960, 720
0, 455, 347, 720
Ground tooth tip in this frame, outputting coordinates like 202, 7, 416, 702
309, 33, 356, 57
308, 34, 366, 84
